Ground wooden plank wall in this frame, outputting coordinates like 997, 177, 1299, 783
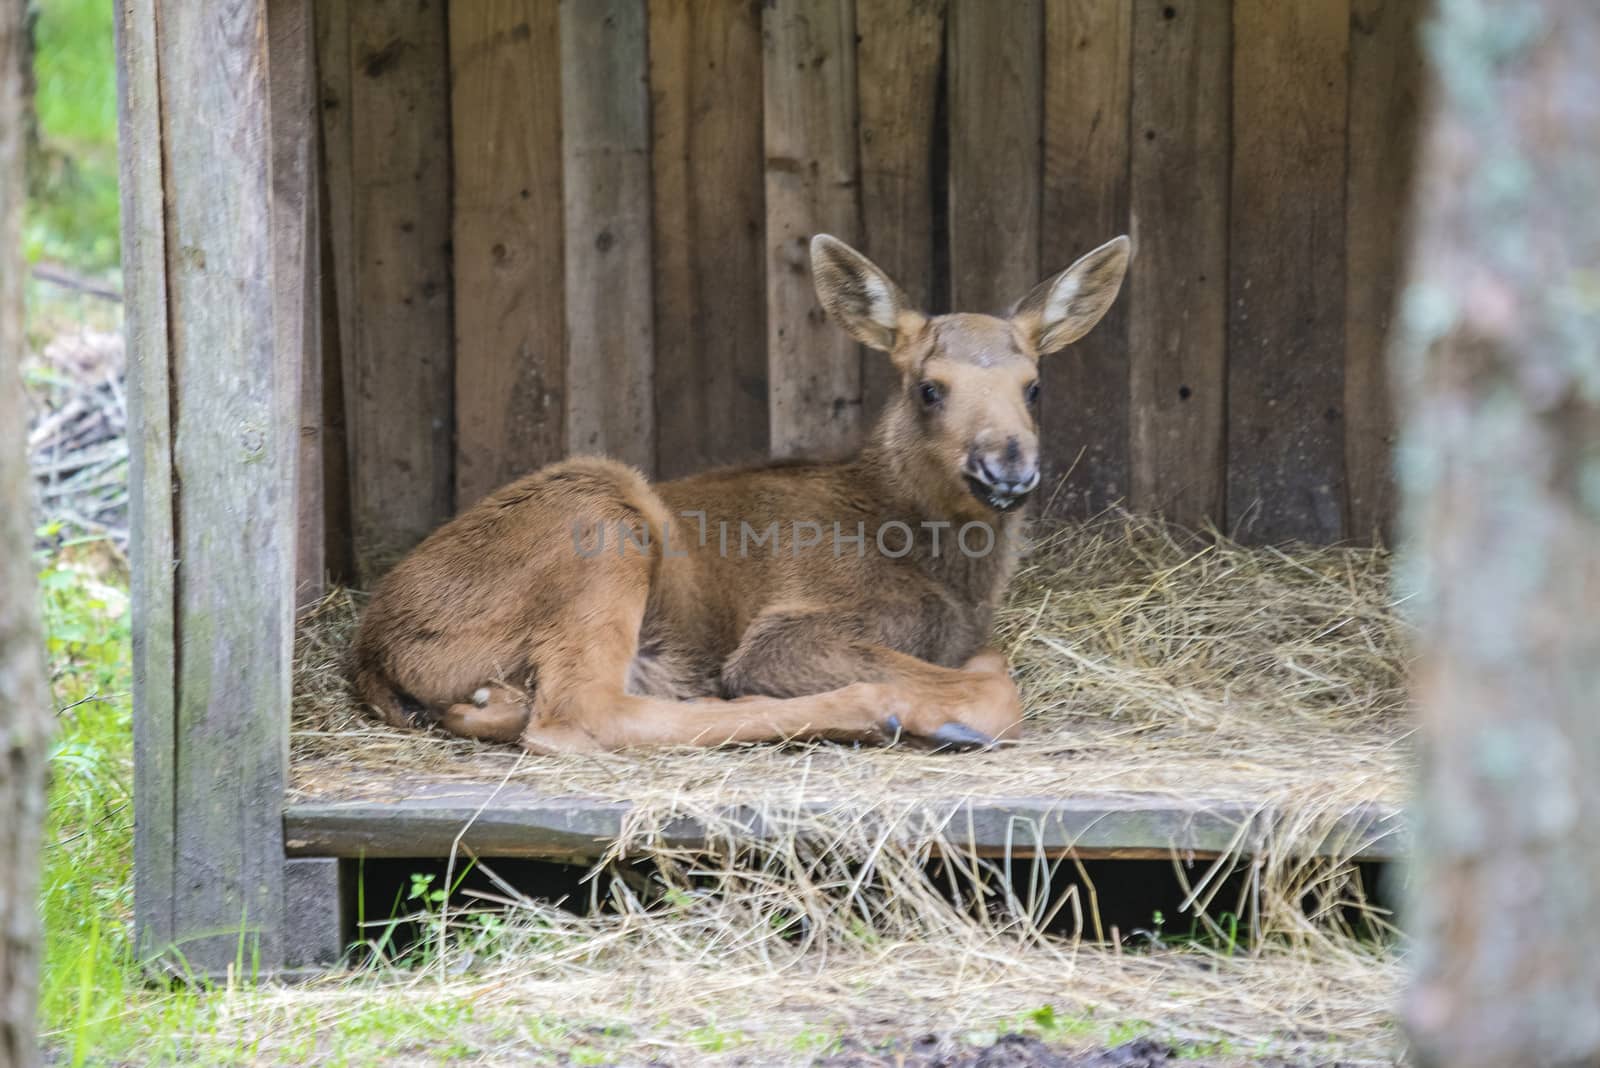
121, 0, 308, 972
308, 0, 1421, 578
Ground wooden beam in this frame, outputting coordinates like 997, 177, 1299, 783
763, 0, 864, 458
314, 0, 354, 587
561, 0, 655, 471
138, 0, 299, 973
272, 0, 323, 611
285, 784, 1406, 863
115, 0, 178, 966
451, 0, 566, 508
650, 0, 769, 477
1127, 0, 1229, 529
282, 858, 348, 971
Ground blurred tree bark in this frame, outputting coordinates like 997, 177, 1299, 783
1400, 1, 1600, 1065
1, 0, 49, 1065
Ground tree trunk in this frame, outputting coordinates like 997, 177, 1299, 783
1400, 2, 1600, 1065
1, 0, 50, 1064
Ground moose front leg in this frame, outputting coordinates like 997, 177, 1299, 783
720, 611, 1024, 747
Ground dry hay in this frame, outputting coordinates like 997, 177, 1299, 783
293, 511, 1411, 812
287, 512, 1413, 1063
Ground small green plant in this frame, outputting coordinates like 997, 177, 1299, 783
685, 1022, 745, 1053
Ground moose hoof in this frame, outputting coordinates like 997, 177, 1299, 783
928, 722, 994, 751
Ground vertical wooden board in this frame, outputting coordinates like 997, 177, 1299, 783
1228, 0, 1350, 543
763, 0, 863, 458
1039, 0, 1130, 516
314, 0, 353, 586
856, 0, 946, 421
346, 0, 453, 579
561, 0, 655, 471
316, 147, 353, 586
650, 0, 768, 478
271, 0, 324, 609
114, 0, 177, 961
946, 0, 1040, 316
156, 0, 292, 970
451, 0, 565, 507
1127, 0, 1229, 528
1344, 0, 1422, 544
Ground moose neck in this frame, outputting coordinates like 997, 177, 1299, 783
853, 401, 1027, 609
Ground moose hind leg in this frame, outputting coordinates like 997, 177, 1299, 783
433, 683, 531, 744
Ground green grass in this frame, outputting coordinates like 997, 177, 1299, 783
33, 545, 141, 1063
26, 0, 122, 271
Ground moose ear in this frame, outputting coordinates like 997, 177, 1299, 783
810, 235, 923, 352
1011, 235, 1132, 356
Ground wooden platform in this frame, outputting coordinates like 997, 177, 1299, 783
284, 780, 1406, 863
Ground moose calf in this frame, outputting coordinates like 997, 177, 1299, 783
354, 234, 1131, 752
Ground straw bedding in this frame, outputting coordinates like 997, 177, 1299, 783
287, 512, 1413, 1064
293, 512, 1411, 815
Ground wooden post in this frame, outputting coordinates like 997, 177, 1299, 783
1401, 1, 1600, 1063
1, 0, 51, 1057
117, 0, 307, 975
272, 0, 325, 610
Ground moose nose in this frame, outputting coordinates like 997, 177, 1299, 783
966, 443, 1040, 501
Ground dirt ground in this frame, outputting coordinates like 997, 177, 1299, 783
807, 1035, 1340, 1068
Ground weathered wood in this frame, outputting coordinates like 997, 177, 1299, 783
271, 0, 324, 610
1400, 4, 1600, 1064
856, 0, 946, 421
346, 0, 454, 579
561, 0, 655, 471
282, 858, 348, 970
315, 145, 352, 588
1, 0, 50, 1056
1343, 0, 1421, 545
1040, 0, 1130, 516
649, 0, 768, 478
946, 0, 1041, 317
285, 784, 1406, 862
314, 0, 354, 587
1127, 0, 1229, 528
451, 0, 566, 507
1227, 0, 1350, 543
763, 0, 863, 458
114, 0, 178, 967
155, 0, 296, 972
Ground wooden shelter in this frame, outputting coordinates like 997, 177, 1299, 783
116, 0, 1420, 973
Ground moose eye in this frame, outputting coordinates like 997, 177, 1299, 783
1025, 380, 1041, 406
918, 381, 945, 408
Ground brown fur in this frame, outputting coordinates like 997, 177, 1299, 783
354, 234, 1131, 751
